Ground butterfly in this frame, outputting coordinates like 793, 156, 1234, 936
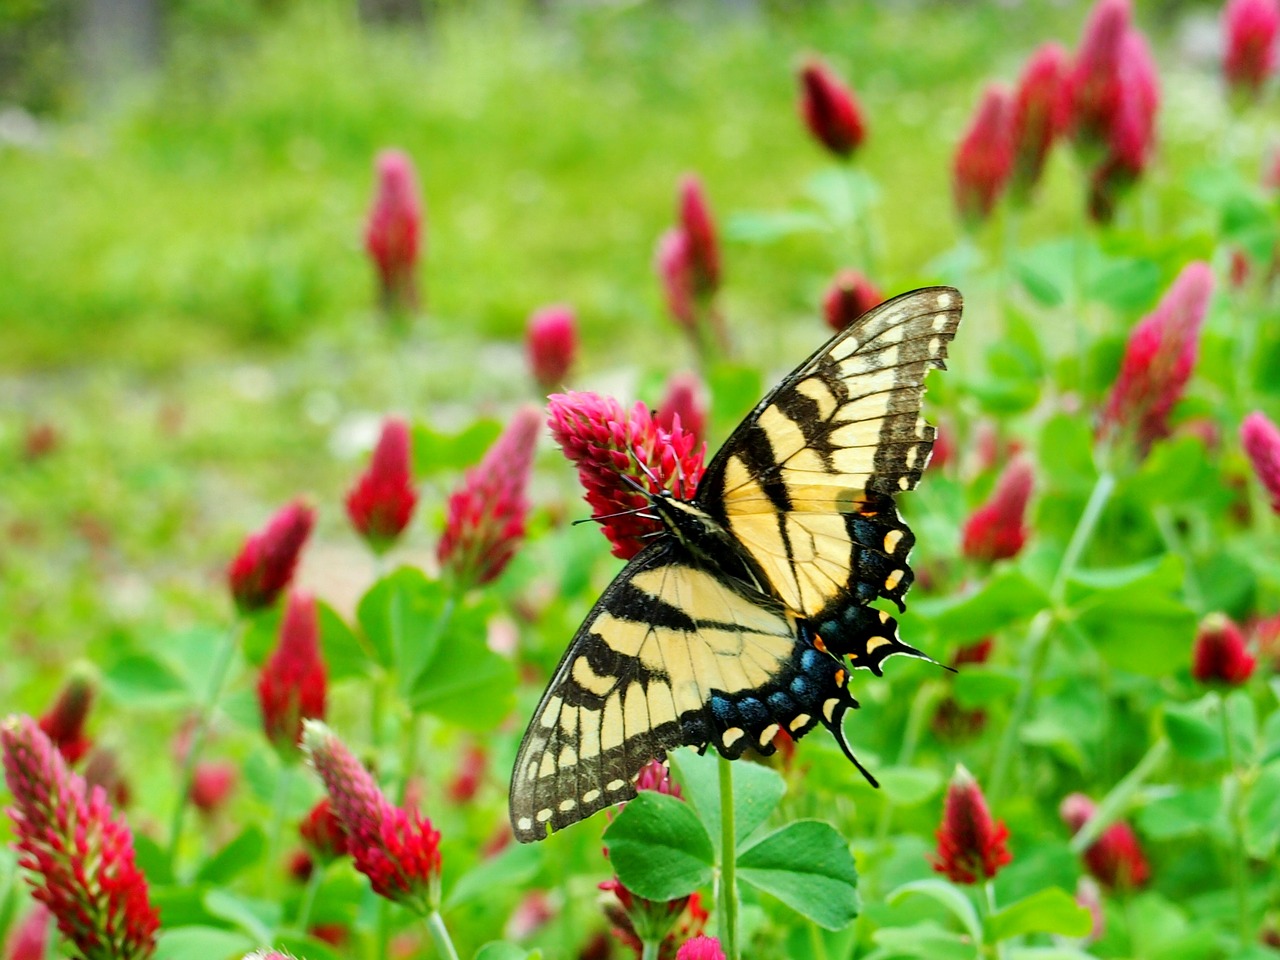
509, 287, 962, 842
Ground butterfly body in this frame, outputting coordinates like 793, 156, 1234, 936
511, 287, 963, 843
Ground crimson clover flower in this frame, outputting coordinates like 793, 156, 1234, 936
655, 228, 697, 336
1242, 410, 1280, 514
526, 305, 578, 392
346, 417, 418, 553
932, 639, 996, 742
4, 906, 51, 960
1009, 43, 1070, 202
1087, 29, 1159, 223
930, 764, 1012, 884
302, 721, 442, 914
1223, 0, 1279, 102
365, 149, 423, 317
300, 796, 349, 863
1192, 614, 1256, 686
1067, 0, 1136, 162
1060, 792, 1150, 889
548, 391, 706, 560
798, 59, 866, 158
437, 406, 541, 588
243, 953, 297, 960
1, 715, 160, 960
37, 671, 95, 765
1097, 262, 1213, 459
655, 372, 708, 447
953, 84, 1015, 229
190, 760, 237, 814
446, 743, 488, 805
961, 458, 1034, 563
822, 270, 883, 332
228, 498, 316, 613
258, 591, 328, 759
676, 936, 727, 960
678, 175, 722, 296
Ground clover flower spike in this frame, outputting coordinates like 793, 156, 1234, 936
259, 591, 328, 758
953, 84, 1015, 229
228, 498, 316, 613
823, 270, 883, 332
1242, 410, 1280, 513
930, 764, 1012, 884
798, 59, 866, 158
677, 937, 727, 960
655, 372, 708, 447
526, 305, 578, 392
1010, 43, 1070, 201
1060, 792, 1150, 889
1223, 0, 1280, 101
961, 458, 1034, 563
365, 149, 423, 316
37, 671, 95, 765
1192, 614, 1256, 685
346, 417, 418, 552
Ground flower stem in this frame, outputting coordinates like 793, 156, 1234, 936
376, 899, 391, 960
843, 162, 877, 274
1069, 737, 1169, 854
424, 911, 462, 960
166, 618, 241, 868
984, 881, 1004, 960
295, 861, 325, 933
641, 941, 660, 960
990, 471, 1115, 802
718, 754, 740, 960
1219, 700, 1252, 948
265, 761, 295, 891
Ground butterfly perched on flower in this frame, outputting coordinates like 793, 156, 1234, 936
510, 287, 963, 842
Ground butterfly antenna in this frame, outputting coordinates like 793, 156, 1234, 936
572, 505, 657, 526
633, 455, 662, 489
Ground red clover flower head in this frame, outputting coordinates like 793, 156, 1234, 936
300, 796, 350, 863
4, 906, 51, 960
365, 149, 423, 315
1223, 0, 1280, 101
961, 458, 1034, 563
930, 764, 1012, 884
1242, 411, 1280, 513
823, 269, 883, 332
1060, 792, 1150, 889
676, 937, 727, 960
258, 591, 328, 759
190, 760, 238, 813
655, 372, 708, 448
678, 175, 722, 295
526, 305, 579, 392
1068, 0, 1134, 160
302, 721, 442, 913
1, 715, 160, 960
1010, 43, 1070, 201
798, 59, 867, 158
37, 671, 95, 765
227, 499, 316, 613
1098, 262, 1213, 458
548, 391, 706, 559
346, 417, 418, 553
953, 84, 1015, 229
437, 406, 542, 588
1192, 614, 1256, 685
655, 228, 698, 335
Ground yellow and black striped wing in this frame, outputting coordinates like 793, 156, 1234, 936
696, 287, 962, 672
509, 540, 857, 842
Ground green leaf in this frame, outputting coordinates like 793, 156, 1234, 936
195, 825, 265, 885
133, 834, 174, 885
102, 653, 189, 706
604, 792, 714, 901
887, 879, 982, 943
725, 210, 827, 244
406, 615, 516, 729
1037, 415, 1096, 491
1136, 787, 1220, 839
201, 889, 278, 945
317, 600, 374, 681
447, 843, 543, 909
273, 935, 347, 960
1088, 256, 1162, 312
737, 820, 859, 930
1162, 699, 1224, 762
952, 667, 1021, 710
913, 570, 1047, 644
1225, 690, 1258, 765
668, 748, 786, 851
153, 926, 253, 960
357, 567, 443, 678
1244, 762, 1280, 859
872, 922, 978, 960
474, 944, 537, 960
988, 887, 1092, 941
876, 767, 943, 807
411, 419, 502, 477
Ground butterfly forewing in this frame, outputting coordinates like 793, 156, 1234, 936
509, 540, 853, 842
696, 287, 962, 659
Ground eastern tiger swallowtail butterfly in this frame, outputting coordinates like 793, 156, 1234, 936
510, 286, 962, 842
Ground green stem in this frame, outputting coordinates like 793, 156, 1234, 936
991, 471, 1116, 802
375, 899, 391, 960
718, 754, 740, 960
424, 911, 462, 960
397, 594, 459, 802
166, 618, 241, 868
1219, 701, 1252, 948
984, 881, 1004, 960
1069, 738, 1170, 854
808, 922, 831, 960
397, 711, 421, 806
843, 162, 877, 274
1154, 507, 1205, 613
641, 940, 660, 960
295, 861, 325, 933
265, 762, 295, 891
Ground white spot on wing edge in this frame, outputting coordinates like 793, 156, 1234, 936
607, 779, 626, 792
536, 808, 553, 823
582, 789, 601, 804
722, 727, 744, 748
517, 817, 533, 832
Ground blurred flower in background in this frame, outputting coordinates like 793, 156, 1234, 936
1009, 43, 1070, 203
346, 416, 418, 553
822, 270, 883, 332
953, 84, 1014, 229
37, 670, 94, 765
1222, 0, 1279, 102
1192, 614, 1256, 685
1060, 792, 1150, 889
961, 458, 1034, 563
1242, 410, 1280, 512
798, 59, 866, 158
526, 305, 578, 393
258, 591, 328, 759
365, 149, 423, 321
228, 499, 316, 614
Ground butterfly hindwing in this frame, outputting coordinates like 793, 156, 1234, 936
509, 540, 855, 842
696, 287, 961, 644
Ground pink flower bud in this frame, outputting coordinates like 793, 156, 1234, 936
1192, 614, 1256, 685
798, 59, 866, 158
437, 407, 541, 588
1010, 43, 1070, 201
526, 305, 578, 392
505, 891, 556, 940
1, 715, 160, 960
1242, 410, 1280, 513
1067, 0, 1134, 161
656, 228, 697, 334
228, 499, 316, 613
302, 721, 442, 914
190, 760, 238, 813
365, 149, 423, 316
1060, 792, 1150, 889
634, 759, 682, 798
300, 796, 349, 863
258, 591, 328, 758
1223, 0, 1280, 101
677, 937, 727, 960
953, 85, 1015, 229
346, 417, 418, 553
679, 175, 722, 295
961, 458, 1034, 563
1087, 29, 1159, 223
446, 744, 488, 804
1098, 262, 1213, 457
4, 907, 50, 960
823, 270, 883, 332
655, 371, 708, 447
37, 672, 94, 765
930, 765, 1012, 884
548, 391, 706, 559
